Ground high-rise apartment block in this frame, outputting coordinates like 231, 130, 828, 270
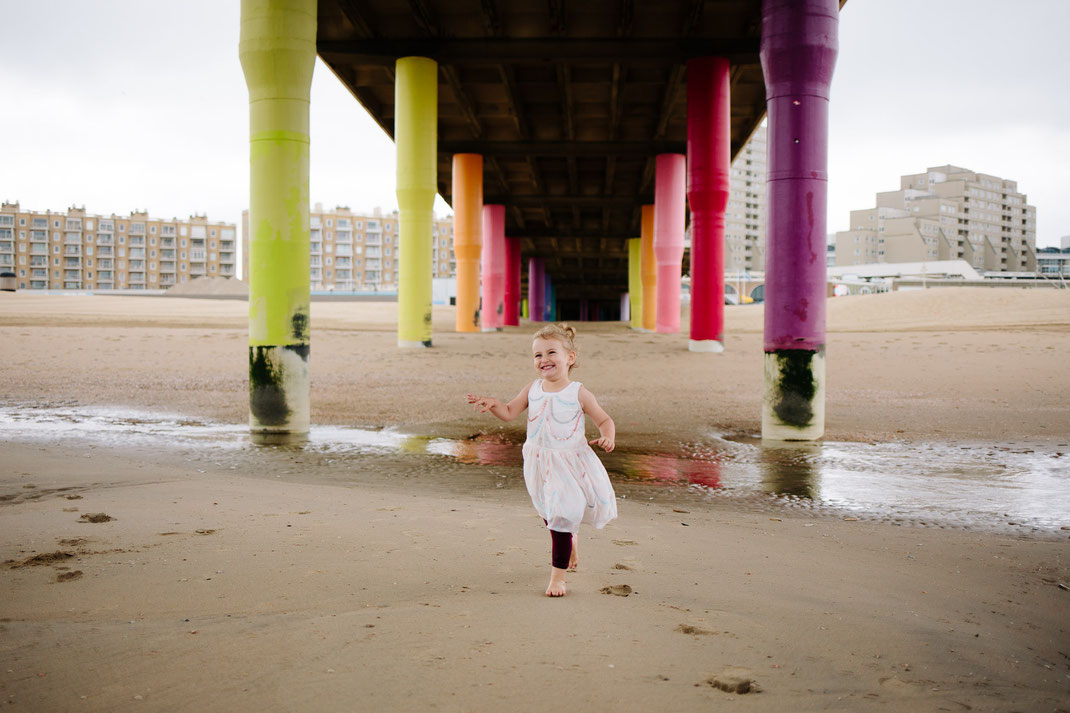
0, 202, 235, 291
725, 122, 767, 273
242, 204, 454, 291
834, 166, 1036, 272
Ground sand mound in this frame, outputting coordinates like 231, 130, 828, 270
165, 276, 249, 297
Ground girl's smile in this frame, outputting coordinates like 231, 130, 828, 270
532, 337, 575, 384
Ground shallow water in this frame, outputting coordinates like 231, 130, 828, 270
2, 404, 1067, 537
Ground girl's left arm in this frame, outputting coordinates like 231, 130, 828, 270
578, 385, 615, 452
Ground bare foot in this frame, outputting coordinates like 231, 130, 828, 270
568, 535, 578, 572
546, 566, 567, 597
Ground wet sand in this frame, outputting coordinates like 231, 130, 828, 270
1, 289, 1069, 711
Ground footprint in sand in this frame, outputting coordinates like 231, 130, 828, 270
600, 584, 633, 597
612, 563, 634, 571
676, 624, 716, 636
56, 571, 84, 583
612, 539, 637, 546
79, 513, 114, 523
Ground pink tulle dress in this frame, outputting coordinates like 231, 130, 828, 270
522, 379, 618, 534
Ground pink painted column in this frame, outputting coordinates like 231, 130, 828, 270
687, 57, 731, 353
481, 204, 505, 331
503, 237, 521, 326
760, 0, 838, 440
528, 257, 545, 323
653, 153, 686, 333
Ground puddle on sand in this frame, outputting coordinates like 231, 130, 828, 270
2, 404, 1067, 537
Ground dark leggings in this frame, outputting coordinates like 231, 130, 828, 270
547, 523, 573, 570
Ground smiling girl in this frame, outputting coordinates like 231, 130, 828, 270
467, 323, 618, 597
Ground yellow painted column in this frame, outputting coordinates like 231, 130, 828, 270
452, 154, 483, 332
628, 237, 642, 329
239, 0, 315, 443
640, 204, 657, 332
396, 56, 438, 347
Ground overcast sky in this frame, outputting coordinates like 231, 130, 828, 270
1, 0, 1067, 252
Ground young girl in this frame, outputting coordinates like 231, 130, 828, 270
466, 323, 618, 597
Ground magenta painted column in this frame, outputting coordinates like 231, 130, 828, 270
760, 0, 838, 440
503, 237, 521, 326
654, 153, 686, 333
528, 257, 545, 323
481, 204, 505, 331
687, 57, 731, 353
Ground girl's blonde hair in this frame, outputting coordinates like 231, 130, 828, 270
532, 323, 578, 371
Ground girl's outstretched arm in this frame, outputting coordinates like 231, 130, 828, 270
466, 381, 532, 422
578, 385, 615, 452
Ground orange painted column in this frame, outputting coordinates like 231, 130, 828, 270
481, 204, 505, 331
639, 204, 656, 332
452, 154, 483, 332
654, 153, 686, 333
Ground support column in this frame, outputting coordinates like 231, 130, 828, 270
240, 0, 315, 443
654, 154, 686, 333
687, 57, 730, 353
545, 275, 555, 321
760, 0, 838, 440
481, 204, 505, 331
628, 237, 642, 329
452, 154, 483, 332
640, 205, 656, 332
503, 237, 521, 326
528, 257, 545, 322
396, 56, 438, 347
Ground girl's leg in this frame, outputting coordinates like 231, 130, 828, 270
547, 529, 572, 597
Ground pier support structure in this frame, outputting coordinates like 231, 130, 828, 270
395, 56, 438, 347
481, 204, 505, 331
639, 205, 657, 332
239, 0, 315, 443
759, 0, 838, 440
654, 154, 686, 334
504, 237, 521, 326
687, 57, 731, 353
452, 154, 483, 332
528, 257, 545, 323
628, 237, 642, 329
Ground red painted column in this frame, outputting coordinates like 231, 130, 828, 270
481, 204, 505, 331
687, 57, 731, 353
654, 153, 686, 333
503, 236, 520, 326
760, 0, 838, 440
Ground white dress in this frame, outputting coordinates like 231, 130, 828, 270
522, 379, 618, 534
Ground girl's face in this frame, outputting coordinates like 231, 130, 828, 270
532, 337, 575, 382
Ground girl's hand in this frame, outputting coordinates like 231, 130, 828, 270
466, 393, 497, 414
589, 436, 615, 453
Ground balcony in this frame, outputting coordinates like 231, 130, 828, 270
219, 252, 234, 263
63, 270, 82, 280
31, 268, 48, 279
0, 255, 13, 267
159, 261, 176, 273
128, 272, 146, 283
0, 241, 12, 253
64, 258, 81, 268
30, 230, 48, 242
97, 234, 114, 246
64, 245, 82, 256
190, 264, 206, 276
160, 237, 175, 248
128, 236, 146, 247
220, 266, 235, 277
97, 271, 113, 280
129, 223, 146, 236
63, 281, 82, 289
160, 249, 175, 260
97, 259, 114, 269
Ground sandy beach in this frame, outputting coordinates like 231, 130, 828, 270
1, 288, 1069, 711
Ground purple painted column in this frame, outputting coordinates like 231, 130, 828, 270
654, 153, 686, 333
760, 0, 838, 440
503, 237, 520, 326
528, 257, 545, 323
579, 300, 589, 322
481, 204, 505, 331
687, 57, 731, 353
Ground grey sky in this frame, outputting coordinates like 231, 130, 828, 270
1, 0, 1067, 251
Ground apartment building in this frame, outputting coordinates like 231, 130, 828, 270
241, 204, 455, 291
834, 166, 1037, 272
725, 122, 767, 273
0, 202, 236, 291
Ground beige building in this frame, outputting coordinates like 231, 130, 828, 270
725, 121, 767, 273
835, 166, 1036, 272
242, 204, 455, 291
0, 202, 235, 291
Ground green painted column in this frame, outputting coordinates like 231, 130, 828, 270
395, 57, 438, 347
239, 0, 315, 443
628, 237, 642, 329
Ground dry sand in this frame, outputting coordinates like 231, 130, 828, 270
1, 288, 1069, 712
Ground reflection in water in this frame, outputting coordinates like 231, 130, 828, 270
759, 443, 820, 499
2, 404, 1068, 535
